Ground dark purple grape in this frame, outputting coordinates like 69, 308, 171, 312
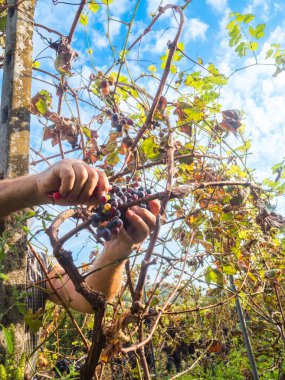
104, 211, 113, 218
107, 220, 116, 229
91, 183, 152, 240
91, 213, 101, 226
112, 113, 119, 122
54, 359, 70, 377
117, 124, 123, 133
117, 219, 123, 228
110, 206, 117, 214
99, 228, 112, 241
114, 209, 121, 217
104, 229, 112, 241
121, 195, 127, 203
117, 198, 124, 207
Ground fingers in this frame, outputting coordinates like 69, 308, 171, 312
130, 206, 157, 232
148, 199, 161, 216
66, 163, 89, 202
58, 165, 76, 198
91, 170, 111, 202
125, 208, 151, 242
52, 159, 110, 205
77, 165, 99, 204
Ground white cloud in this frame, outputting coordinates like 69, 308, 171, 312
206, 0, 228, 13
183, 18, 209, 41
243, 0, 270, 17
106, 19, 122, 37
109, 0, 135, 16
91, 30, 109, 49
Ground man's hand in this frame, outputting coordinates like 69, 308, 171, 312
104, 199, 161, 260
48, 198, 161, 310
34, 159, 111, 206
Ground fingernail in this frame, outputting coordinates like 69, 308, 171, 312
128, 210, 134, 216
53, 192, 62, 200
131, 206, 139, 211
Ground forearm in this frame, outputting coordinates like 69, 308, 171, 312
48, 245, 132, 313
0, 175, 41, 218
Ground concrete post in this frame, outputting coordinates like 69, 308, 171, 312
0, 0, 35, 363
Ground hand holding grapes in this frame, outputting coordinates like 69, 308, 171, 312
33, 158, 111, 206
103, 200, 161, 260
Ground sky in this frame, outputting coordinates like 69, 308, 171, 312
32, 0, 285, 181
26, 0, 285, 260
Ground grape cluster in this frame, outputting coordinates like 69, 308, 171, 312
91, 185, 152, 241
110, 111, 134, 133
53, 358, 70, 377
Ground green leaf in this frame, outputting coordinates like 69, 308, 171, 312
24, 309, 43, 333
35, 98, 48, 115
170, 64, 177, 74
102, 0, 113, 4
197, 56, 203, 65
0, 15, 6, 33
226, 20, 236, 33
235, 42, 246, 56
148, 64, 157, 73
265, 48, 273, 59
150, 297, 159, 306
251, 41, 258, 51
80, 14, 88, 26
205, 267, 223, 285
236, 14, 245, 23
0, 273, 8, 281
248, 26, 256, 38
255, 23, 266, 39
1, 325, 14, 354
271, 163, 283, 171
141, 137, 163, 161
222, 266, 236, 275
106, 151, 120, 167
82, 127, 91, 139
32, 61, 41, 68
88, 1, 100, 13
236, 139, 251, 152
243, 13, 255, 23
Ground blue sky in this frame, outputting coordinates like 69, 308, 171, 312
32, 0, 285, 183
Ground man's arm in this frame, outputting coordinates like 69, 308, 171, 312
0, 158, 159, 313
47, 201, 160, 313
0, 174, 39, 218
0, 159, 110, 219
